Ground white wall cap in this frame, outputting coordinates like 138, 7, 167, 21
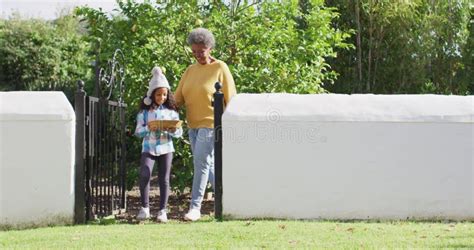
0, 91, 75, 121
223, 93, 474, 123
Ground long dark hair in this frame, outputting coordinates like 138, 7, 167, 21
139, 87, 178, 112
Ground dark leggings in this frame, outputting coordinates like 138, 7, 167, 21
139, 152, 173, 210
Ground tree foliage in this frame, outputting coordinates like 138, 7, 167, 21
325, 0, 472, 94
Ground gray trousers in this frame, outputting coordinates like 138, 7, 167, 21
139, 152, 173, 210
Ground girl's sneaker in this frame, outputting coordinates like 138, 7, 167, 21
157, 209, 168, 223
137, 207, 150, 220
184, 209, 201, 221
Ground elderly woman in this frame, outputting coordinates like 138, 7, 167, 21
175, 28, 237, 221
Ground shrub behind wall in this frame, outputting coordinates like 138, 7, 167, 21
0, 15, 91, 100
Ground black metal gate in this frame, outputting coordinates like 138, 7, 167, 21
75, 49, 127, 223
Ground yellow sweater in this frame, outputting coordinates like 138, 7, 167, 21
175, 59, 237, 128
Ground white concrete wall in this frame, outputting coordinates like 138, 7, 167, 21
0, 92, 75, 228
222, 94, 474, 220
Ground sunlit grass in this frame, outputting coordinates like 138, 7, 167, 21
1, 219, 473, 249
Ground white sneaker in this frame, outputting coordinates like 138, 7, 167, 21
184, 209, 201, 221
157, 209, 168, 223
137, 207, 150, 220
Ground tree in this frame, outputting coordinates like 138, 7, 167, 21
325, 0, 471, 94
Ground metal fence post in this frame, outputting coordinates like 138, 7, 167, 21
74, 80, 86, 224
119, 101, 127, 211
213, 82, 224, 221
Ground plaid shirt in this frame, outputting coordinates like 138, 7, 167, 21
134, 105, 183, 156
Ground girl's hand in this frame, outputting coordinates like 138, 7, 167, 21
148, 125, 158, 132
165, 128, 177, 133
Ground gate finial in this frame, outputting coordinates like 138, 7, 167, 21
77, 80, 85, 93
215, 81, 222, 93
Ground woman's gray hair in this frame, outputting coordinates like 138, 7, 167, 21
187, 28, 215, 48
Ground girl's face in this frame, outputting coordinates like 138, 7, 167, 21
153, 87, 168, 106
191, 43, 212, 65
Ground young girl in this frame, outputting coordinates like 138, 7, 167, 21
134, 66, 182, 222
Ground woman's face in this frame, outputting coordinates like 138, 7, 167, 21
191, 43, 212, 65
153, 87, 168, 106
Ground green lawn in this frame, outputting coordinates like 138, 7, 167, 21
1, 219, 473, 249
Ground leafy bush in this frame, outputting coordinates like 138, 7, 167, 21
0, 15, 91, 100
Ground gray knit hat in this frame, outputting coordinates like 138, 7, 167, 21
144, 66, 170, 105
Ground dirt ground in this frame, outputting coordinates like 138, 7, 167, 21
116, 176, 214, 223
